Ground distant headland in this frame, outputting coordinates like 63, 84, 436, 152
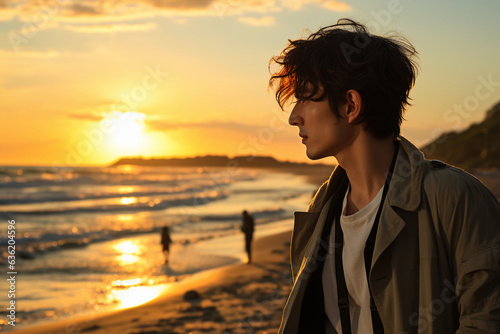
109, 155, 330, 169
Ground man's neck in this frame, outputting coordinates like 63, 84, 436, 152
336, 134, 396, 215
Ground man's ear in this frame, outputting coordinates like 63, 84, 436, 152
345, 89, 362, 124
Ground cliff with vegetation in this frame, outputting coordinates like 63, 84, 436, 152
422, 102, 500, 169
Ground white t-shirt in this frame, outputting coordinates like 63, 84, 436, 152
322, 185, 384, 333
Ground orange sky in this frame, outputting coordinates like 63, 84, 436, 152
1, 1, 499, 166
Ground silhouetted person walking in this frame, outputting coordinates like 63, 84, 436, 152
241, 210, 255, 264
161, 226, 172, 265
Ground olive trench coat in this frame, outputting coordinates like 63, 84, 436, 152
279, 137, 500, 334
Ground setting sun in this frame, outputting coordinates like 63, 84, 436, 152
86, 110, 176, 162
105, 111, 147, 151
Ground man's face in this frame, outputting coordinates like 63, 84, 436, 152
288, 87, 353, 160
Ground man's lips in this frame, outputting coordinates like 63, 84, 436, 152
299, 133, 308, 143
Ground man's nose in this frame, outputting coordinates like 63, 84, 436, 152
288, 103, 303, 126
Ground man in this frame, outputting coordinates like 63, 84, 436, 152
241, 210, 255, 263
268, 19, 500, 333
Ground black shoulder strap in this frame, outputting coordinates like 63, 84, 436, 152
334, 194, 352, 334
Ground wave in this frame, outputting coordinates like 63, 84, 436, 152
0, 182, 228, 206
1, 190, 229, 215
0, 227, 157, 265
200, 206, 287, 222
0, 203, 290, 266
0, 165, 241, 186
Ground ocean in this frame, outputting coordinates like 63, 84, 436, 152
0, 164, 317, 330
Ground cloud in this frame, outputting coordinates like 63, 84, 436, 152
66, 3, 103, 16
68, 113, 103, 121
238, 15, 275, 27
279, 0, 350, 11
143, 0, 213, 10
320, 0, 352, 11
68, 110, 149, 125
0, 0, 14, 21
147, 119, 263, 133
2, 0, 351, 24
64, 22, 157, 33
65, 112, 263, 135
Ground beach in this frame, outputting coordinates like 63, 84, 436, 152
14, 229, 294, 334
0, 165, 329, 333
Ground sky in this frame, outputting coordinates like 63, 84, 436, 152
0, 0, 499, 167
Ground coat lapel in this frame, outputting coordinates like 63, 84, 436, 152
372, 137, 424, 268
372, 205, 407, 266
291, 210, 321, 280
281, 197, 333, 334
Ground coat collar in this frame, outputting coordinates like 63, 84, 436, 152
387, 136, 424, 212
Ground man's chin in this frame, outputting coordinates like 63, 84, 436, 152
306, 150, 325, 161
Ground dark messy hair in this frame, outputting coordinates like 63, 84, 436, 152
268, 18, 418, 139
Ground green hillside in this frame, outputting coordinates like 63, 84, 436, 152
422, 102, 500, 169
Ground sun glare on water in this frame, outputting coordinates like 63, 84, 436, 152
113, 240, 139, 253
113, 240, 140, 265
120, 197, 137, 205
105, 239, 172, 309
